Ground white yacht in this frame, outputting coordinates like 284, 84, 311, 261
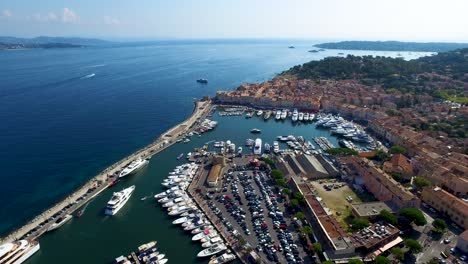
0, 240, 40, 264
201, 234, 221, 244
273, 141, 280, 154
47, 214, 72, 232
298, 112, 304, 121
197, 243, 227, 257
201, 236, 222, 247
304, 113, 310, 121
105, 185, 135, 215
119, 157, 148, 178
256, 110, 263, 116
253, 138, 262, 155
208, 252, 236, 264
237, 147, 242, 155
291, 109, 298, 122
193, 230, 218, 241
275, 110, 281, 120
280, 109, 288, 120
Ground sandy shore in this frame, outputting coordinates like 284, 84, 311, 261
0, 99, 212, 244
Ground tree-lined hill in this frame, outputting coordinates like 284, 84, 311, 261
315, 41, 468, 52
282, 48, 468, 102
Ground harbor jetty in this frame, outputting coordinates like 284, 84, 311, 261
0, 99, 212, 244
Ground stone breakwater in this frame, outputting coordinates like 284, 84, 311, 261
0, 100, 212, 244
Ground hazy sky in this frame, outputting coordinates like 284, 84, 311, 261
1, 0, 468, 41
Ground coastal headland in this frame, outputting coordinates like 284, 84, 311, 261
0, 99, 212, 244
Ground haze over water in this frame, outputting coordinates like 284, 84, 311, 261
0, 39, 431, 251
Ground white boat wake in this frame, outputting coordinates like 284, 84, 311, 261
81, 73, 96, 79
84, 64, 106, 68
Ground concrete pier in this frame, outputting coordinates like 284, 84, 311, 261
0, 100, 212, 244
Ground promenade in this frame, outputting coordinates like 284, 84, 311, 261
0, 99, 212, 244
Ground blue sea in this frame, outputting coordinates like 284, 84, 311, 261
0, 39, 431, 237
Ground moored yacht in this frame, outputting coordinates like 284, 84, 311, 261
253, 138, 262, 155
273, 141, 280, 154
275, 110, 281, 120
119, 157, 148, 178
280, 109, 288, 120
105, 185, 135, 215
47, 214, 72, 232
264, 143, 271, 153
298, 112, 304, 121
197, 243, 227, 257
291, 109, 298, 122
208, 252, 236, 264
0, 240, 40, 264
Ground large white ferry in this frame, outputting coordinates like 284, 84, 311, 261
105, 185, 135, 215
253, 138, 262, 155
119, 157, 148, 178
0, 240, 40, 264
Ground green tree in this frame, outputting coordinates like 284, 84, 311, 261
295, 212, 305, 220
400, 207, 427, 226
294, 192, 305, 204
290, 199, 300, 208
275, 178, 287, 188
322, 261, 334, 264
325, 148, 358, 156
312, 242, 322, 254
271, 170, 283, 179
374, 256, 391, 264
263, 157, 274, 166
282, 188, 291, 195
390, 145, 408, 155
301, 226, 313, 236
405, 239, 422, 253
372, 149, 391, 162
413, 176, 431, 190
379, 210, 398, 225
348, 259, 364, 264
391, 247, 404, 261
350, 218, 370, 231
432, 218, 447, 233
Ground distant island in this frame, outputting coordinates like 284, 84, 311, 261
0, 36, 110, 50
314, 40, 468, 52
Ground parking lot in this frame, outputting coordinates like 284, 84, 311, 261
204, 163, 314, 264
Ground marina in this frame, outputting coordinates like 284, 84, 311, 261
9, 103, 382, 264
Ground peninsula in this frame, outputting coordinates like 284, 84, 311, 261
314, 40, 468, 52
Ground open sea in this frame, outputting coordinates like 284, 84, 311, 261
0, 39, 432, 263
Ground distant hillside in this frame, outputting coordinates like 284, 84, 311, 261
315, 41, 468, 52
282, 48, 468, 103
0, 42, 82, 49
0, 36, 110, 47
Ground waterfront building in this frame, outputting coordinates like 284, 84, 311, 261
421, 187, 468, 229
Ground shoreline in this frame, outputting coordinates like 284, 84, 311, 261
0, 99, 212, 244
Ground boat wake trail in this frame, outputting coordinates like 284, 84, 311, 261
84, 64, 106, 68
81, 73, 96, 79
